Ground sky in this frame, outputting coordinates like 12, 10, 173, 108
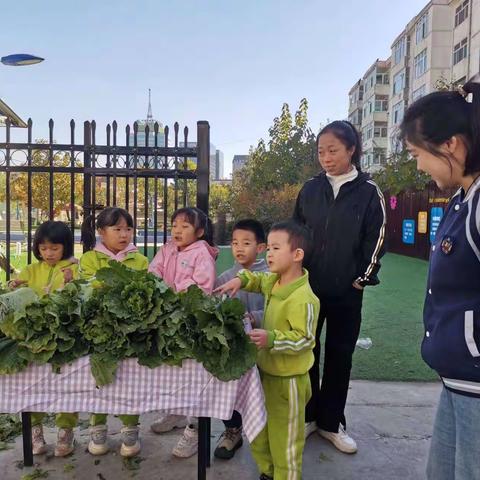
1, 0, 426, 177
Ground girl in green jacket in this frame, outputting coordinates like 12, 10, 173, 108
10, 221, 78, 458
80, 207, 148, 458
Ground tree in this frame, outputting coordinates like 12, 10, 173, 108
231, 98, 318, 226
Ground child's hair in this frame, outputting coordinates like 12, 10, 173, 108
269, 220, 312, 265
232, 219, 266, 244
399, 78, 480, 176
171, 207, 214, 246
33, 221, 74, 261
81, 207, 134, 251
317, 120, 362, 172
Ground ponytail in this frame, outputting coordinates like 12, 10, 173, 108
81, 214, 97, 252
461, 77, 480, 175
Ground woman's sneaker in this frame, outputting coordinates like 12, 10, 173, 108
120, 426, 141, 457
304, 421, 318, 439
88, 425, 109, 455
214, 427, 243, 460
32, 424, 48, 455
151, 414, 188, 434
54, 428, 75, 457
319, 425, 357, 453
172, 425, 198, 458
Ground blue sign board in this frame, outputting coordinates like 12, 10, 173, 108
402, 219, 415, 245
430, 207, 444, 243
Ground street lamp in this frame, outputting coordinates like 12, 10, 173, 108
1, 54, 44, 66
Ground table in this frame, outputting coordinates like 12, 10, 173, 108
0, 357, 266, 480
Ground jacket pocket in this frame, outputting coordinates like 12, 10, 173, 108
464, 311, 480, 358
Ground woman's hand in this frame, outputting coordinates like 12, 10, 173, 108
248, 328, 269, 348
213, 277, 242, 297
352, 280, 364, 290
7, 279, 27, 289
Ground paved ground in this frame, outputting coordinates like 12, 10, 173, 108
1, 380, 440, 480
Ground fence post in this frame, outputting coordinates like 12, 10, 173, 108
196, 121, 210, 215
83, 121, 92, 252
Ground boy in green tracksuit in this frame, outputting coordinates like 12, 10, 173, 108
215, 220, 319, 480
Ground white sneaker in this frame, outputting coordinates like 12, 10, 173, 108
172, 425, 198, 458
88, 425, 109, 455
304, 421, 318, 439
32, 424, 48, 455
319, 425, 357, 453
120, 426, 141, 458
151, 414, 188, 434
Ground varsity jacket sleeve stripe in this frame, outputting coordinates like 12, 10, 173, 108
271, 303, 315, 354
355, 180, 387, 287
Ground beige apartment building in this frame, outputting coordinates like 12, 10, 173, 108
348, 0, 480, 172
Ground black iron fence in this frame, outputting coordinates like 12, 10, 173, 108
0, 118, 210, 279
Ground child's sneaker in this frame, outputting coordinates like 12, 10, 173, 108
172, 425, 198, 458
120, 426, 141, 458
88, 425, 109, 455
54, 428, 75, 457
32, 424, 47, 455
150, 414, 188, 434
259, 475, 273, 480
214, 427, 243, 459
304, 421, 318, 439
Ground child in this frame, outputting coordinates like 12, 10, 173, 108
10, 221, 78, 457
80, 207, 148, 458
148, 207, 218, 458
215, 220, 320, 480
213, 219, 268, 460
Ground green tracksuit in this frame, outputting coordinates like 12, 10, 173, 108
238, 269, 320, 480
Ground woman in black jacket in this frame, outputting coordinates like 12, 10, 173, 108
294, 120, 386, 453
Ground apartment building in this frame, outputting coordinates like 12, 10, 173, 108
348, 0, 480, 171
359, 59, 390, 173
348, 79, 364, 132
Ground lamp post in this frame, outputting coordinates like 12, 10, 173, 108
1, 53, 44, 66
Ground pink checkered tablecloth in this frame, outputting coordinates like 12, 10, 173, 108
0, 357, 266, 442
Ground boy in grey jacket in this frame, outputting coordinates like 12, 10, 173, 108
214, 219, 268, 460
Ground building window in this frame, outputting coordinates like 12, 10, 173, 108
392, 101, 404, 125
412, 84, 426, 102
374, 126, 388, 138
376, 73, 389, 85
453, 38, 468, 65
414, 49, 428, 78
415, 13, 428, 44
455, 0, 469, 27
393, 37, 406, 65
393, 70, 405, 95
375, 98, 389, 112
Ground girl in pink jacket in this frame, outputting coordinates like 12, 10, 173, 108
148, 207, 218, 458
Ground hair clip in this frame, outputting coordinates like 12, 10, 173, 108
455, 84, 468, 98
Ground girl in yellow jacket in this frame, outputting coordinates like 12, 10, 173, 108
79, 207, 148, 458
10, 221, 78, 458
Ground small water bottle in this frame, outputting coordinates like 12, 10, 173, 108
243, 315, 253, 334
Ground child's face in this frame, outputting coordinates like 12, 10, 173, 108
171, 214, 203, 251
99, 217, 133, 254
266, 230, 301, 275
39, 241, 64, 266
231, 229, 265, 268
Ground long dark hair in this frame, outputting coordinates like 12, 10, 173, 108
33, 221, 74, 261
81, 207, 134, 251
399, 78, 480, 176
317, 120, 362, 172
171, 207, 214, 246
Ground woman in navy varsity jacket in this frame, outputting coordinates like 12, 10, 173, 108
294, 121, 386, 454
400, 79, 480, 480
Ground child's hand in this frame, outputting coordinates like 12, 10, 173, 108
213, 277, 242, 297
62, 268, 74, 284
248, 328, 269, 348
7, 279, 27, 289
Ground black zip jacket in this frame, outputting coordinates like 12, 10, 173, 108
293, 171, 386, 298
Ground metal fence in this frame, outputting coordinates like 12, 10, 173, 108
0, 118, 210, 279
